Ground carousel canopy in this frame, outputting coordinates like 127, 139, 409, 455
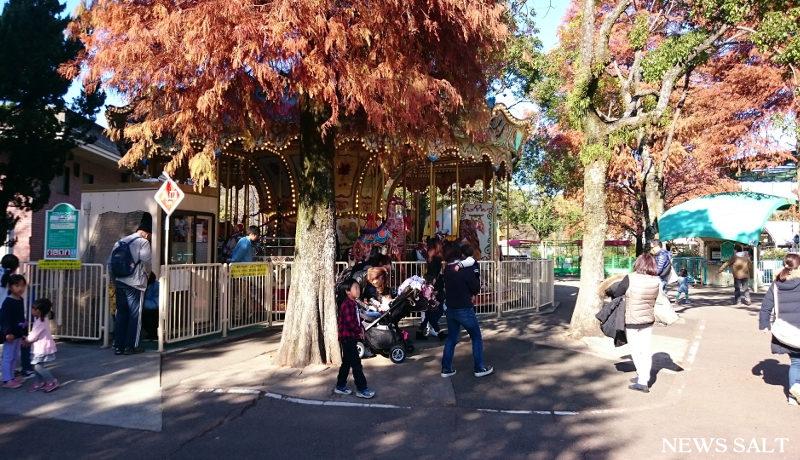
659, 192, 796, 246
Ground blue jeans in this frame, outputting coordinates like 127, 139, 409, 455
789, 354, 800, 391
441, 308, 485, 372
2, 338, 20, 382
114, 281, 143, 349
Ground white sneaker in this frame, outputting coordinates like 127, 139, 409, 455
474, 366, 494, 377
789, 397, 799, 406
790, 383, 800, 402
427, 328, 438, 337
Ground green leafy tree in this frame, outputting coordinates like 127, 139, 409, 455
534, 0, 794, 338
0, 0, 104, 245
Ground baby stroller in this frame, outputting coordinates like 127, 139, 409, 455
357, 287, 428, 363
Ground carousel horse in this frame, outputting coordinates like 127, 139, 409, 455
351, 198, 408, 261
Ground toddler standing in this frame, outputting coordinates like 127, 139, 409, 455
23, 299, 58, 393
675, 268, 695, 304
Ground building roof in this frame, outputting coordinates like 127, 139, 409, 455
659, 192, 796, 246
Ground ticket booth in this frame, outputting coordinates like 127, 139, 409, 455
80, 182, 219, 272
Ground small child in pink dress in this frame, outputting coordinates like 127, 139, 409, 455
22, 299, 58, 393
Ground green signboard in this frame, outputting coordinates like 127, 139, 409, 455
44, 203, 80, 260
720, 241, 735, 262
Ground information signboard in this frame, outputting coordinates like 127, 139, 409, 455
44, 203, 80, 260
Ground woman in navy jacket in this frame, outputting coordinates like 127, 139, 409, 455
440, 242, 492, 378
759, 253, 800, 405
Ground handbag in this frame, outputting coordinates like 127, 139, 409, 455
654, 290, 679, 326
771, 287, 800, 348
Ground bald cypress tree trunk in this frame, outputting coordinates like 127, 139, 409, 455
276, 98, 340, 367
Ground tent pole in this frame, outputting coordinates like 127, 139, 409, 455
753, 244, 759, 294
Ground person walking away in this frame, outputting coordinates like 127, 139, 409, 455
1, 275, 28, 388
0, 255, 33, 380
334, 279, 375, 399
758, 253, 800, 405
230, 226, 260, 262
419, 238, 447, 341
649, 239, 673, 293
108, 212, 153, 355
22, 299, 59, 393
610, 254, 661, 393
142, 272, 160, 340
440, 242, 493, 378
718, 244, 752, 306
675, 268, 695, 304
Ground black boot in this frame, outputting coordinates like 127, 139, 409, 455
415, 330, 428, 340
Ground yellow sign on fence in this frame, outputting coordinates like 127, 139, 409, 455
230, 264, 269, 279
38, 259, 82, 270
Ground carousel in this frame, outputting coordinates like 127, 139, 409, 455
107, 102, 534, 264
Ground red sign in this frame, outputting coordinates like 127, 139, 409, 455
155, 177, 185, 215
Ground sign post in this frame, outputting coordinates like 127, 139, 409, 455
154, 175, 185, 352
41, 202, 82, 326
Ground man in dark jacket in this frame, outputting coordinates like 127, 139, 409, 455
650, 239, 672, 292
440, 244, 493, 378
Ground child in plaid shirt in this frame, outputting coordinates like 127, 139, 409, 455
334, 279, 375, 399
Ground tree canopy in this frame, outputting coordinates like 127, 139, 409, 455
66, 0, 511, 181
0, 0, 104, 246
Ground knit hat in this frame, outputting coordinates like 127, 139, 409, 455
137, 212, 153, 233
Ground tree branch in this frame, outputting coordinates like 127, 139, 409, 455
658, 71, 691, 181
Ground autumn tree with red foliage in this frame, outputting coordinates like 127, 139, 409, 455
64, 0, 510, 366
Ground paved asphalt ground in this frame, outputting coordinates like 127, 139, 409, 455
1, 278, 798, 459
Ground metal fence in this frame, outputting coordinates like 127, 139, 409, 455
20, 257, 555, 351
161, 263, 225, 344
21, 262, 109, 345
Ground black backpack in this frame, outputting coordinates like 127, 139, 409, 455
108, 237, 140, 278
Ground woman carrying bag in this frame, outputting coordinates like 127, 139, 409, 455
759, 253, 800, 406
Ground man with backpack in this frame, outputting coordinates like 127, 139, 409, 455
108, 212, 153, 355
649, 239, 673, 293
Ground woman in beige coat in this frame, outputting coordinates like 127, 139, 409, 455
608, 253, 661, 393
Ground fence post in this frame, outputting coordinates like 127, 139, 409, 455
102, 269, 110, 348
158, 266, 168, 352
496, 261, 502, 318
221, 264, 229, 338
267, 260, 273, 328
533, 260, 540, 312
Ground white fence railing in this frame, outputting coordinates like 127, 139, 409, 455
21, 258, 555, 351
22, 262, 109, 346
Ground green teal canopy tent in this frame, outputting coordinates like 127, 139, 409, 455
659, 192, 796, 246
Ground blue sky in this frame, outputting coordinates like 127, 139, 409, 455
1, 0, 569, 125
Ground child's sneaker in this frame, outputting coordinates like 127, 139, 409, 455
27, 382, 45, 393
21, 370, 35, 380
356, 388, 375, 399
2, 380, 22, 389
43, 380, 59, 393
333, 385, 352, 395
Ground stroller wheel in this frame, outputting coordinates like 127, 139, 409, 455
405, 343, 415, 353
389, 345, 406, 364
356, 342, 366, 359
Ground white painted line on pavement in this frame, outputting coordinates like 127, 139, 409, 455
477, 408, 578, 416
684, 319, 706, 371
185, 388, 412, 409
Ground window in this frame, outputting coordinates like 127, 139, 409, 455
81, 173, 94, 184
55, 167, 70, 195
73, 163, 81, 177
